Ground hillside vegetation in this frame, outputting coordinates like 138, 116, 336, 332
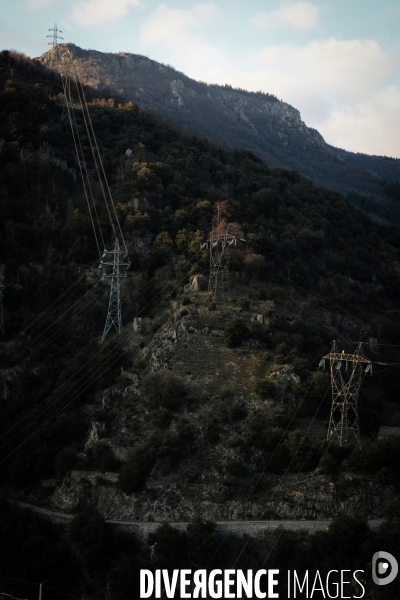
1, 49, 400, 598
38, 43, 400, 221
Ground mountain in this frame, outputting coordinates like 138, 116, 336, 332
38, 44, 400, 220
2, 48, 400, 600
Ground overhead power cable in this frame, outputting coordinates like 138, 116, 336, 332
0, 248, 206, 465
0, 259, 100, 370
61, 73, 104, 259
0, 256, 181, 440
51, 39, 130, 340
72, 61, 127, 251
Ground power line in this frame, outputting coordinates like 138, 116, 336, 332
0, 249, 198, 448
43, 585, 81, 599
0, 592, 31, 600
0, 257, 182, 442
0, 260, 100, 371
48, 37, 130, 341
0, 576, 38, 586
0, 249, 206, 465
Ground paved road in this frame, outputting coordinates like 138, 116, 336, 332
11, 501, 383, 534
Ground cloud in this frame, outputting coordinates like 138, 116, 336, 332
247, 38, 396, 107
323, 86, 400, 156
141, 3, 221, 42
250, 2, 321, 32
140, 3, 223, 69
224, 39, 400, 155
70, 0, 141, 28
26, 0, 54, 9
0, 20, 44, 55
140, 7, 400, 157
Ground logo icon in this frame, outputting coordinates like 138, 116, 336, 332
372, 551, 398, 585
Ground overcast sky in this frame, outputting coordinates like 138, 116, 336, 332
2, 0, 400, 158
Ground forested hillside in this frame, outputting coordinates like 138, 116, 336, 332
1, 49, 400, 599
38, 43, 400, 224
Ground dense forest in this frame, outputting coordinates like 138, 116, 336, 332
1, 49, 400, 599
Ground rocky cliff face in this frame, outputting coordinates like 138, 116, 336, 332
28, 292, 396, 525
38, 44, 400, 204
49, 468, 392, 522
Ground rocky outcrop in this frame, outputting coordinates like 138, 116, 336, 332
50, 469, 392, 522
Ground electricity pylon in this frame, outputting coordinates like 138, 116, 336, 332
47, 25, 131, 343
47, 24, 68, 120
0, 272, 5, 335
47, 23, 63, 49
204, 231, 237, 301
322, 341, 372, 446
101, 240, 130, 342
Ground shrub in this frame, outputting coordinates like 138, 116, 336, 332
53, 448, 76, 482
349, 437, 400, 477
279, 430, 317, 472
186, 518, 218, 564
227, 400, 247, 421
119, 448, 156, 494
92, 444, 121, 472
254, 379, 276, 399
142, 373, 187, 411
147, 408, 173, 430
224, 318, 250, 348
318, 453, 340, 475
182, 296, 191, 306
238, 296, 250, 310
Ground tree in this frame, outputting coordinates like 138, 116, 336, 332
224, 318, 250, 348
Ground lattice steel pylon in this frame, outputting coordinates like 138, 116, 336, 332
322, 341, 372, 446
0, 271, 5, 336
205, 231, 237, 302
47, 25, 69, 121
47, 23, 63, 49
101, 240, 130, 342
47, 23, 63, 48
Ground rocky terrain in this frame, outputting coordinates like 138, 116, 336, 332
47, 462, 394, 523
20, 288, 396, 525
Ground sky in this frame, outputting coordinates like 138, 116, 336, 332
1, 0, 400, 158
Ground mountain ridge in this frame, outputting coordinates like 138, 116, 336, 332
38, 43, 400, 212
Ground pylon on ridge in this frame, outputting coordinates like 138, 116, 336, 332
47, 23, 63, 48
203, 229, 237, 302
322, 341, 372, 446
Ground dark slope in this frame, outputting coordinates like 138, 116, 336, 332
2, 47, 400, 480
1, 46, 400, 600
